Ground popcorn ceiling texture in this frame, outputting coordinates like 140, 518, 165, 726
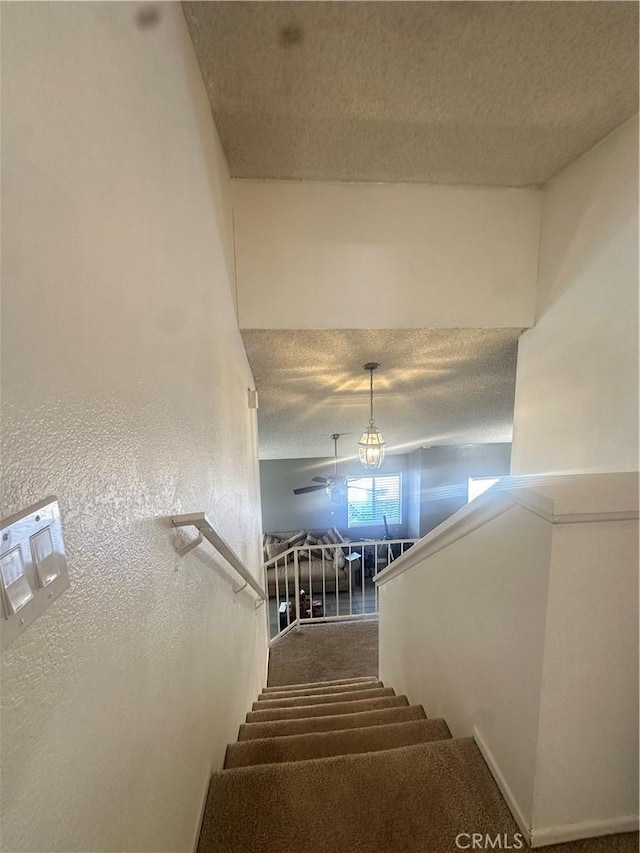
1, 5, 266, 852
183, 1, 638, 186
242, 328, 521, 459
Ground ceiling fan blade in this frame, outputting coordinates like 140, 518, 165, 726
293, 435, 344, 498
293, 484, 327, 495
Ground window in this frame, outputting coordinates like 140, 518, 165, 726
467, 476, 500, 503
347, 474, 402, 528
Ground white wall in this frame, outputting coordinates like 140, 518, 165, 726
531, 521, 639, 843
232, 180, 541, 329
378, 475, 639, 846
511, 117, 639, 474
379, 504, 553, 830
1, 4, 266, 852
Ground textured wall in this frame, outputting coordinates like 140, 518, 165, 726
511, 117, 639, 475
1, 4, 266, 852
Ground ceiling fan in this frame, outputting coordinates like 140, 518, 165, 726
293, 434, 346, 503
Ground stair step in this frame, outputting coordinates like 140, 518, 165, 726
198, 738, 520, 853
238, 704, 427, 741
225, 718, 451, 768
257, 680, 384, 701
246, 695, 408, 723
252, 687, 394, 711
263, 676, 378, 693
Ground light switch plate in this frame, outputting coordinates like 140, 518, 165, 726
0, 497, 70, 652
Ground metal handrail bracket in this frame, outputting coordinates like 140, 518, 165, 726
171, 512, 267, 607
175, 532, 203, 557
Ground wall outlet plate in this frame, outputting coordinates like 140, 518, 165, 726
0, 497, 70, 653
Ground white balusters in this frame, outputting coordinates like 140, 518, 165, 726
265, 538, 417, 643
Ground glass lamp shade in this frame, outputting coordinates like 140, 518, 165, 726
358, 425, 386, 470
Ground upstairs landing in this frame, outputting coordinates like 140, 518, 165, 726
267, 619, 378, 687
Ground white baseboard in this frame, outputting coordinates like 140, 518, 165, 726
264, 641, 270, 687
529, 815, 639, 848
473, 728, 639, 849
473, 727, 532, 842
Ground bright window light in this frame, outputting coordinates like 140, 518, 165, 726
468, 476, 500, 503
347, 474, 402, 528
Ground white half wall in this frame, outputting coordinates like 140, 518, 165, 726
1, 4, 266, 852
232, 179, 541, 329
531, 520, 639, 844
379, 502, 553, 831
378, 473, 639, 846
511, 117, 639, 475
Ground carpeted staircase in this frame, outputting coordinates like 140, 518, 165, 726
197, 675, 530, 852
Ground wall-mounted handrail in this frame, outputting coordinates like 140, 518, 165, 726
171, 512, 267, 606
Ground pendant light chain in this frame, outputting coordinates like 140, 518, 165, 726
369, 367, 375, 425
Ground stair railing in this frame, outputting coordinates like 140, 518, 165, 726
264, 538, 418, 641
171, 512, 267, 608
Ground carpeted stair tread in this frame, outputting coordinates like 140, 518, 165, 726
263, 675, 379, 693
225, 718, 452, 768
198, 737, 521, 853
238, 704, 427, 741
246, 694, 408, 723
257, 680, 384, 700
252, 686, 394, 710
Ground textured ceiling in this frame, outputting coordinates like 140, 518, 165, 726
242, 329, 522, 460
183, 1, 638, 186
188, 2, 636, 460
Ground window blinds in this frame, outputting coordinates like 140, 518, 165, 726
346, 474, 402, 527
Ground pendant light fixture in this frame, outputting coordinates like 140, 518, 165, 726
358, 362, 386, 470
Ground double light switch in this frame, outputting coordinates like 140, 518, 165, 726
0, 497, 70, 652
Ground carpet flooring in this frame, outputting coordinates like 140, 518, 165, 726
266, 619, 378, 686
196, 624, 638, 852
